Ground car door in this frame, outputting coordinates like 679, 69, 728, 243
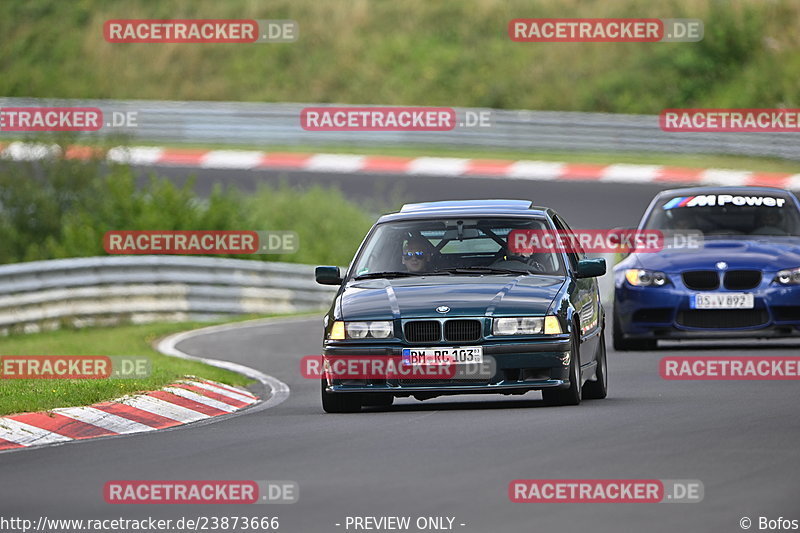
552, 214, 602, 363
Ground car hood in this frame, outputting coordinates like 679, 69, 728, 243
630, 236, 800, 272
338, 275, 566, 320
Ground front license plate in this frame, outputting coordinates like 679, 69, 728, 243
691, 293, 754, 309
402, 347, 484, 366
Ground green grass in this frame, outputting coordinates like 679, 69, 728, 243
1, 0, 798, 113
0, 316, 294, 416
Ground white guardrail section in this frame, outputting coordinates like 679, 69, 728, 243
0, 256, 338, 334
1, 98, 799, 160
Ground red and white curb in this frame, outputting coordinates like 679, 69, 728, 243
0, 378, 258, 452
0, 316, 299, 454
2, 141, 799, 189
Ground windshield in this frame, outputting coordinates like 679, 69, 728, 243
351, 217, 566, 278
643, 193, 800, 237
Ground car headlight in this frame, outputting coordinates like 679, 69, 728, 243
369, 321, 394, 338
775, 267, 800, 285
329, 321, 393, 340
625, 269, 669, 287
493, 316, 562, 335
346, 322, 370, 339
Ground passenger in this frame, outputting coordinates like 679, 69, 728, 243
670, 213, 694, 230
751, 210, 786, 235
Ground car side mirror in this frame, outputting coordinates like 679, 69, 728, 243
576, 258, 606, 279
315, 266, 342, 285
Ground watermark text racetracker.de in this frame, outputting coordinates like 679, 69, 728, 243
661, 109, 800, 132
0, 107, 137, 132
104, 19, 298, 43
0, 356, 150, 379
300, 107, 492, 131
509, 479, 704, 503
507, 229, 701, 254
104, 480, 298, 504
509, 18, 703, 42
661, 357, 800, 380
303, 354, 497, 381
103, 230, 298, 255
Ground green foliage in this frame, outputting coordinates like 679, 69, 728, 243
246, 183, 374, 265
0, 0, 796, 112
0, 147, 374, 266
582, 3, 766, 113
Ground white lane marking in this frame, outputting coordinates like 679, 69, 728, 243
178, 380, 257, 404
699, 169, 753, 186
600, 164, 662, 183
163, 387, 238, 413
305, 154, 366, 173
107, 146, 164, 165
53, 406, 155, 435
0, 418, 72, 446
407, 157, 469, 176
506, 161, 564, 180
201, 150, 264, 169
119, 395, 210, 423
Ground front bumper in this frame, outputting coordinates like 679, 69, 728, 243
615, 281, 800, 340
323, 337, 572, 395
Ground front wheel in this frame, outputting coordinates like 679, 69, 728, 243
542, 330, 582, 406
321, 380, 362, 413
583, 327, 608, 400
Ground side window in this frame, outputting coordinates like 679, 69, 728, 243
551, 214, 583, 270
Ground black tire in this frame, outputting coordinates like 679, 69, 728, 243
361, 393, 394, 408
583, 327, 608, 400
321, 379, 362, 413
613, 309, 657, 351
542, 328, 582, 406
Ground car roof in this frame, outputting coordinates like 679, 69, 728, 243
655, 185, 797, 199
377, 200, 552, 223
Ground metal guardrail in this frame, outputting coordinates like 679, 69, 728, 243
1, 98, 799, 160
0, 256, 337, 334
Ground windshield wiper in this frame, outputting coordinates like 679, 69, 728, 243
433, 267, 530, 275
353, 267, 529, 280
353, 271, 454, 280
353, 271, 421, 280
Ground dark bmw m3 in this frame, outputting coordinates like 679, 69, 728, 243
314, 200, 608, 412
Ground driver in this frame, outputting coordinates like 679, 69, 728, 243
492, 237, 549, 272
401, 236, 433, 273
